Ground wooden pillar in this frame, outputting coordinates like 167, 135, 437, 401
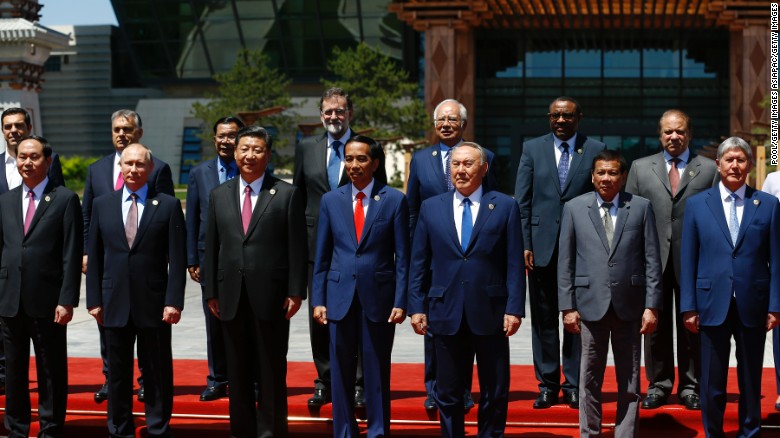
729, 23, 770, 135
424, 26, 475, 142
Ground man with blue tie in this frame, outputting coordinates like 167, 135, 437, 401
515, 97, 606, 409
294, 88, 363, 407
312, 135, 408, 437
86, 143, 186, 437
681, 136, 780, 437
186, 116, 245, 402
406, 99, 499, 410
408, 142, 525, 438
82, 109, 175, 404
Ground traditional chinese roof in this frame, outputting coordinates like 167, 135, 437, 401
0, 18, 68, 48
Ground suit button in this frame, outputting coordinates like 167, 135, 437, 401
356, 254, 361, 258
243, 243, 247, 248
671, 217, 676, 221
732, 254, 737, 259
611, 282, 618, 286
608, 262, 614, 267
352, 274, 356, 279
463, 257, 467, 261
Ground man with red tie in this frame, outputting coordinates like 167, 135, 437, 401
311, 135, 409, 437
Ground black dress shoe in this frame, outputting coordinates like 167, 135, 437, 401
94, 383, 108, 403
423, 393, 436, 410
200, 385, 227, 402
354, 387, 365, 408
563, 391, 579, 409
308, 388, 331, 407
775, 401, 780, 412
680, 394, 701, 410
137, 385, 145, 402
463, 391, 475, 410
642, 394, 666, 409
533, 392, 558, 409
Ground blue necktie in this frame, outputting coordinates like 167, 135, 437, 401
327, 140, 342, 190
729, 193, 740, 245
558, 142, 570, 190
444, 149, 453, 191
461, 198, 473, 252
226, 162, 237, 181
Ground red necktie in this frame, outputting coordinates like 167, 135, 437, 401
242, 185, 252, 234
114, 172, 123, 191
355, 192, 366, 243
669, 157, 681, 195
23, 190, 35, 235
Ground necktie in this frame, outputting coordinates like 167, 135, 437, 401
242, 185, 253, 234
729, 193, 739, 245
669, 157, 681, 195
114, 171, 123, 191
327, 140, 342, 190
558, 142, 570, 190
125, 193, 138, 246
23, 190, 35, 235
602, 202, 614, 249
226, 163, 237, 181
445, 149, 453, 191
354, 192, 366, 243
461, 198, 473, 252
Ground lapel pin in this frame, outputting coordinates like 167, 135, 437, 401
432, 150, 438, 157
576, 148, 583, 155
754, 199, 760, 205
44, 195, 50, 202
374, 195, 381, 201
489, 203, 495, 210
270, 188, 277, 195
689, 170, 695, 177
152, 200, 159, 206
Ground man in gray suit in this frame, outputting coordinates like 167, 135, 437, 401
625, 109, 718, 410
558, 149, 662, 437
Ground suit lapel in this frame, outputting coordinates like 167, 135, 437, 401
245, 176, 276, 238
443, 193, 461, 251
544, 134, 562, 195
704, 189, 733, 246
336, 185, 359, 248
207, 159, 220, 187
676, 154, 701, 195
562, 135, 586, 192
427, 146, 447, 193
464, 190, 496, 253
608, 193, 631, 257
24, 182, 55, 237
132, 192, 161, 249
650, 154, 672, 194
223, 179, 244, 237
734, 187, 758, 249
0, 155, 9, 193
357, 183, 385, 248
587, 194, 611, 254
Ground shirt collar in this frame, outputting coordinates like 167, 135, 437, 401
240, 175, 264, 194
352, 178, 375, 200
123, 183, 149, 202
22, 176, 49, 199
595, 191, 620, 207
719, 181, 747, 201
4, 153, 15, 165
553, 133, 578, 150
455, 185, 483, 204
663, 148, 690, 164
439, 140, 463, 153
328, 129, 351, 147
217, 156, 237, 171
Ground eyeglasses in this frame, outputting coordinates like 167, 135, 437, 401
435, 116, 462, 127
322, 108, 347, 117
548, 112, 578, 121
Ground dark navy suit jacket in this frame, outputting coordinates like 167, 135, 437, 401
185, 158, 221, 271
408, 190, 525, 336
0, 152, 65, 194
311, 182, 409, 322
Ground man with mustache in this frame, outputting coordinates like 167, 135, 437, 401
293, 87, 364, 407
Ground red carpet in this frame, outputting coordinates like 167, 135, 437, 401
2, 357, 780, 436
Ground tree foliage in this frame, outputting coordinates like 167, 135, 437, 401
323, 42, 428, 142
191, 49, 299, 149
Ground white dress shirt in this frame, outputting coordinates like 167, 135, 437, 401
122, 184, 148, 227
351, 179, 374, 216
595, 192, 619, 225
719, 182, 746, 229
21, 177, 48, 224
5, 153, 21, 190
553, 133, 578, 167
663, 148, 690, 174
239, 175, 264, 213
453, 186, 482, 244
762, 171, 780, 199
439, 140, 463, 174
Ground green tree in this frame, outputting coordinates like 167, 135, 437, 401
191, 49, 299, 150
323, 42, 428, 142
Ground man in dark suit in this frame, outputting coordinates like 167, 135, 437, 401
205, 126, 307, 437
681, 137, 780, 438
293, 87, 363, 407
0, 136, 82, 437
86, 143, 186, 438
558, 149, 663, 436
406, 99, 498, 410
82, 109, 175, 403
0, 107, 66, 395
312, 135, 408, 437
408, 142, 525, 438
625, 110, 718, 410
514, 96, 606, 409
186, 116, 245, 401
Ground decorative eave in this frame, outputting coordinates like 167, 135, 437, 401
0, 18, 69, 49
390, 0, 770, 30
0, 0, 42, 22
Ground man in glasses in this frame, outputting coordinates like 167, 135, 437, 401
406, 98, 498, 410
293, 87, 364, 408
514, 96, 606, 409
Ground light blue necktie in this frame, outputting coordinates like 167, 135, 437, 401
461, 198, 473, 252
729, 193, 740, 245
558, 142, 570, 190
327, 140, 342, 190
444, 148, 453, 191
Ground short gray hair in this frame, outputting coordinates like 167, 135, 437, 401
433, 99, 467, 123
451, 141, 486, 165
111, 109, 142, 128
120, 143, 153, 164
716, 136, 753, 164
